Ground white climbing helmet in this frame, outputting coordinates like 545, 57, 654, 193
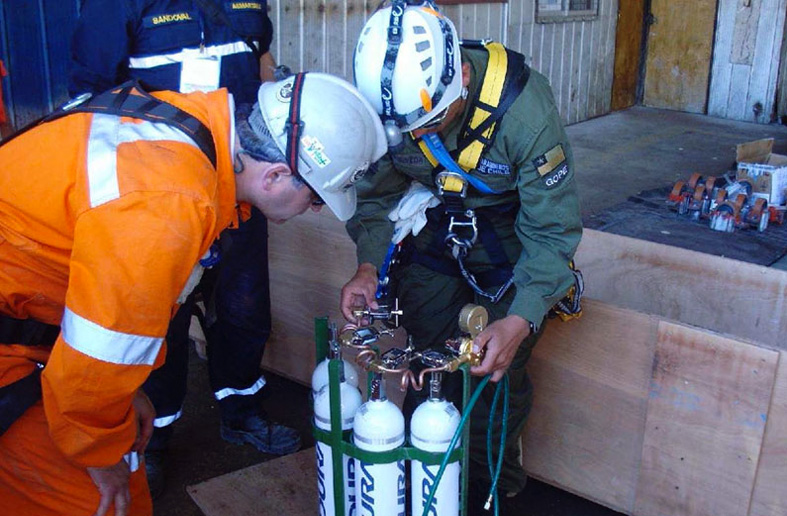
353, 1, 462, 134
255, 72, 387, 221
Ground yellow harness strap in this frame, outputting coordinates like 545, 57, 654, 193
417, 138, 439, 168
457, 42, 508, 171
414, 41, 510, 174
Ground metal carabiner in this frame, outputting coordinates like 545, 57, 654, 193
447, 210, 478, 247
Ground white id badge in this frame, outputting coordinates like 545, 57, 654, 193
180, 54, 221, 93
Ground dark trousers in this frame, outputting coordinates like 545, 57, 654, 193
394, 263, 538, 494
144, 208, 271, 451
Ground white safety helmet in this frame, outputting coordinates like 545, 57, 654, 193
255, 72, 387, 221
354, 1, 462, 136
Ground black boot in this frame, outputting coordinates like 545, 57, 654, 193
143, 449, 167, 500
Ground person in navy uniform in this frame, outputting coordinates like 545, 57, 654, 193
69, 0, 300, 499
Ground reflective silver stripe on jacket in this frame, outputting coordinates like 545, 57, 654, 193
87, 113, 200, 207
128, 41, 256, 69
62, 307, 163, 365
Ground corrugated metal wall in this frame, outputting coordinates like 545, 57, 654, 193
0, 1, 81, 128
708, 0, 787, 123
267, 0, 618, 125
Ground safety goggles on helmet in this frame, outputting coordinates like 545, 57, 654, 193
416, 106, 449, 130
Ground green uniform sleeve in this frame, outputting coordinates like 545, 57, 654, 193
507, 103, 582, 326
346, 153, 411, 270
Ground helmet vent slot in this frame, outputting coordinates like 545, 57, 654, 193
413, 25, 426, 34
420, 57, 432, 71
415, 41, 430, 52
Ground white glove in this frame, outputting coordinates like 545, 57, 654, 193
388, 182, 441, 244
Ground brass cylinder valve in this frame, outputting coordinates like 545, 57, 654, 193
444, 304, 488, 371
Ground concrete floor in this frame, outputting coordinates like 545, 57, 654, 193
571, 106, 787, 218
152, 106, 787, 515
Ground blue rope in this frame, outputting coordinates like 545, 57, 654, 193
421, 133, 505, 195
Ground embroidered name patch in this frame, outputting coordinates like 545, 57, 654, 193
543, 163, 570, 188
477, 158, 511, 176
391, 153, 428, 167
230, 2, 263, 10
144, 12, 195, 28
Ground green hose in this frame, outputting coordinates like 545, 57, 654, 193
485, 374, 509, 514
420, 373, 510, 516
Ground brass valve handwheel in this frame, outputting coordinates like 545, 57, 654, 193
457, 304, 488, 339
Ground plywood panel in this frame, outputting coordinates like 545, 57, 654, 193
749, 351, 787, 516
262, 211, 356, 384
575, 229, 787, 351
523, 300, 658, 514
644, 0, 716, 113
611, 0, 645, 110
188, 449, 318, 516
633, 322, 778, 516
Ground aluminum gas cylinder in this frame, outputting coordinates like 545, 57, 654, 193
353, 374, 406, 516
410, 372, 461, 516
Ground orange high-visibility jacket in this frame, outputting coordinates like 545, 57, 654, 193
0, 88, 239, 468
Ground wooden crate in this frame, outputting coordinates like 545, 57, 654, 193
263, 217, 787, 516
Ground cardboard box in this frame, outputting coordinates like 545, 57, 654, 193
736, 138, 787, 206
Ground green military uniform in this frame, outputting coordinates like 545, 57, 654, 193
347, 46, 582, 493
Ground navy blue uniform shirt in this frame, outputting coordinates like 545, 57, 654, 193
69, 0, 273, 103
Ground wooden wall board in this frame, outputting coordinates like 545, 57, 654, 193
633, 322, 778, 516
523, 299, 658, 514
750, 0, 787, 124
611, 0, 645, 111
575, 229, 787, 351
780, 20, 787, 121
709, 0, 787, 123
643, 0, 716, 114
749, 351, 787, 516
507, 0, 618, 125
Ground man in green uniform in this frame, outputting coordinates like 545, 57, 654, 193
340, 2, 582, 514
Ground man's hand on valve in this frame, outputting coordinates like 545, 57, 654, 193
470, 314, 531, 382
340, 263, 379, 324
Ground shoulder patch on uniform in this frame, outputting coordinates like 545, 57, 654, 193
533, 144, 566, 177
477, 158, 511, 177
230, 2, 264, 10
143, 12, 196, 28
542, 162, 570, 189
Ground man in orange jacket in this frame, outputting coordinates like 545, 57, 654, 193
0, 72, 386, 516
